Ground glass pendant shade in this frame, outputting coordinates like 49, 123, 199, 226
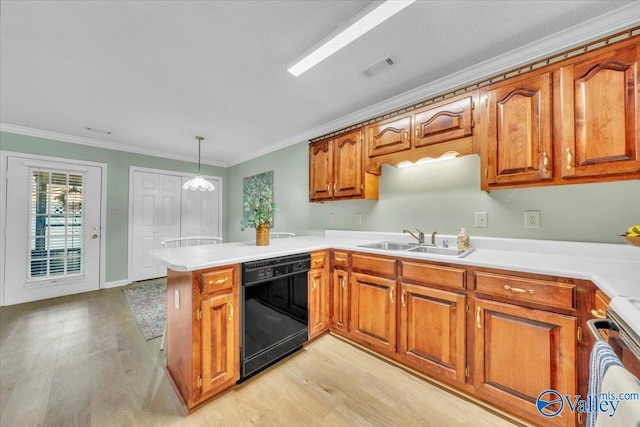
182, 174, 215, 191
183, 136, 215, 191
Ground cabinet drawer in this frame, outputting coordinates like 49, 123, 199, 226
201, 267, 235, 294
475, 272, 575, 310
332, 251, 349, 269
400, 261, 465, 290
352, 253, 396, 277
310, 251, 326, 269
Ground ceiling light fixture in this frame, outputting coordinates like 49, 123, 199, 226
287, 0, 416, 77
182, 136, 215, 192
395, 151, 461, 168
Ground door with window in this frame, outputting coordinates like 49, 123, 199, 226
3, 156, 103, 305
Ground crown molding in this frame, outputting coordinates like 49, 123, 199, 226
229, 3, 640, 166
0, 123, 228, 168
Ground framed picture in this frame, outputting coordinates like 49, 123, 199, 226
242, 171, 274, 228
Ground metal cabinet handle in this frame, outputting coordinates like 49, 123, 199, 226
228, 301, 233, 321
401, 289, 406, 307
415, 127, 419, 137
591, 309, 606, 320
404, 130, 409, 143
566, 148, 572, 170
208, 277, 229, 286
504, 285, 535, 295
312, 278, 317, 290
335, 256, 347, 262
542, 151, 549, 173
476, 306, 482, 329
340, 276, 346, 289
389, 287, 394, 303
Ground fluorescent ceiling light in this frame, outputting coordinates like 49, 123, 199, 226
396, 151, 461, 168
287, 0, 416, 77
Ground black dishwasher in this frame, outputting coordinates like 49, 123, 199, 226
240, 253, 310, 382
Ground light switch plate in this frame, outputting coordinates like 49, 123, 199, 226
355, 213, 362, 225
525, 210, 541, 228
475, 212, 488, 228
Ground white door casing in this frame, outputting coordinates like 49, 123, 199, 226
2, 154, 105, 306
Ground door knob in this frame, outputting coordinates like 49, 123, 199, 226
92, 233, 99, 239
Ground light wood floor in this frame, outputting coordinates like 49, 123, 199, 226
1, 287, 526, 426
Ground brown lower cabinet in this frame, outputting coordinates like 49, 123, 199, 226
308, 251, 329, 340
474, 298, 577, 427
165, 265, 240, 411
399, 283, 466, 383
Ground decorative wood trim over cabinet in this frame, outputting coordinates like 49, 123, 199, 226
473, 298, 577, 427
559, 42, 640, 178
483, 72, 553, 187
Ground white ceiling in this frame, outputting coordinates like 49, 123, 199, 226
1, 1, 639, 167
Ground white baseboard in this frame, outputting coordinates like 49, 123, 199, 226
102, 279, 129, 289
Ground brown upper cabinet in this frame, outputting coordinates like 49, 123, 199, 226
482, 72, 553, 188
366, 115, 412, 157
309, 129, 379, 202
413, 96, 474, 148
558, 42, 640, 178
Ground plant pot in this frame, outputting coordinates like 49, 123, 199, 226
256, 224, 270, 246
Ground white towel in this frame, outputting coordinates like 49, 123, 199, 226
596, 364, 640, 427
588, 340, 623, 427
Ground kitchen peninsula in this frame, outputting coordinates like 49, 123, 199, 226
151, 231, 640, 426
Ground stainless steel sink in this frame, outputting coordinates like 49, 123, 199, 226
357, 241, 474, 257
357, 241, 417, 251
407, 245, 475, 258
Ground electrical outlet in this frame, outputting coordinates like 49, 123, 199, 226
525, 210, 541, 228
329, 213, 336, 226
475, 212, 488, 228
174, 289, 180, 310
354, 213, 362, 225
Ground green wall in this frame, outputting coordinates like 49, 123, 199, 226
227, 140, 640, 245
1, 131, 227, 283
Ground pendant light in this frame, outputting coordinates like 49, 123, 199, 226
182, 136, 215, 191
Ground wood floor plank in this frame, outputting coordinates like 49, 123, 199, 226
0, 286, 527, 426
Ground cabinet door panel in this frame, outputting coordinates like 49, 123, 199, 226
486, 72, 553, 185
560, 43, 640, 177
366, 115, 411, 157
350, 272, 396, 353
331, 269, 349, 333
400, 283, 466, 383
474, 298, 576, 426
200, 292, 238, 396
414, 96, 473, 147
308, 267, 328, 339
334, 130, 363, 198
309, 140, 333, 200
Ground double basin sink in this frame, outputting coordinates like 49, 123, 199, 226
357, 241, 474, 258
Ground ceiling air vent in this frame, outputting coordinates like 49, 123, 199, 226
362, 55, 396, 77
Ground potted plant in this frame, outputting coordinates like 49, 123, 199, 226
240, 174, 276, 246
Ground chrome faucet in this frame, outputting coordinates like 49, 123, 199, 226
403, 228, 425, 245
431, 231, 437, 245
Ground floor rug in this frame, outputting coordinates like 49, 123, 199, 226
122, 279, 167, 340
